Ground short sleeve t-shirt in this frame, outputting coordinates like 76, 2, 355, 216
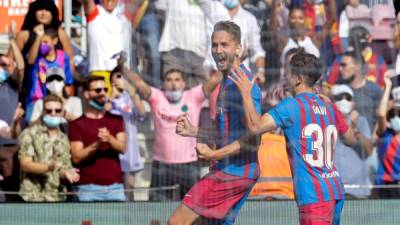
68, 113, 124, 185
148, 85, 205, 164
268, 93, 349, 205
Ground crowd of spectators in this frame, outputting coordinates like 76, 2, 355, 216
0, 0, 400, 202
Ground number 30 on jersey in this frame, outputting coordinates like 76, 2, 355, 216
302, 124, 338, 169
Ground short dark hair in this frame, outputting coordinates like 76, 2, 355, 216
342, 50, 364, 65
43, 94, 63, 110
289, 53, 323, 87
83, 76, 105, 91
110, 66, 123, 81
44, 28, 58, 39
284, 47, 306, 62
213, 21, 241, 44
163, 68, 185, 81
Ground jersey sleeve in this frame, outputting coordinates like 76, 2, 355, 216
148, 87, 164, 106
267, 98, 294, 128
251, 84, 262, 114
332, 104, 350, 135
68, 120, 82, 142
87, 5, 99, 23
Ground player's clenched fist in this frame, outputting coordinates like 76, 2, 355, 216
176, 114, 197, 137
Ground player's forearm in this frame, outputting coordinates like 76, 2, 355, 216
212, 141, 241, 160
242, 92, 264, 134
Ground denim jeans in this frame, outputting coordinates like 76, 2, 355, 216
76, 183, 126, 202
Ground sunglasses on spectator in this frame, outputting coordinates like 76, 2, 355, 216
333, 93, 352, 101
47, 76, 64, 82
45, 108, 62, 114
90, 87, 108, 94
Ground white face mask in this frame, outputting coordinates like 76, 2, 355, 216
390, 116, 400, 132
335, 99, 353, 115
164, 90, 183, 103
46, 80, 65, 95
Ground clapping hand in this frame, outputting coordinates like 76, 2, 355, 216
63, 168, 80, 183
98, 127, 112, 142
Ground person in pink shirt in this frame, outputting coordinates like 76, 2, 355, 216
121, 65, 221, 201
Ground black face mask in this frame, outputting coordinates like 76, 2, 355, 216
340, 74, 355, 84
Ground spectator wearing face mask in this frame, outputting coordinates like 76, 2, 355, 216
331, 84, 373, 198
18, 94, 80, 202
25, 28, 73, 123
375, 71, 400, 198
29, 67, 82, 125
0, 25, 25, 202
121, 64, 221, 201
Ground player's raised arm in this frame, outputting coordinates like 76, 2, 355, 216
229, 68, 277, 134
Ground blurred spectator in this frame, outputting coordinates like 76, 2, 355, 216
69, 77, 126, 201
338, 0, 370, 50
375, 71, 400, 198
121, 64, 221, 201
278, 7, 321, 64
331, 84, 373, 198
395, 12, 400, 75
0, 26, 25, 202
18, 94, 80, 202
108, 66, 146, 201
337, 51, 382, 131
159, 0, 207, 88
326, 26, 388, 88
81, 0, 132, 92
136, 0, 162, 88
29, 68, 83, 125
259, 0, 289, 81
25, 28, 74, 123
10, 0, 74, 104
198, 0, 266, 84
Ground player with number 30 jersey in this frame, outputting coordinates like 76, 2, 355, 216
229, 52, 357, 225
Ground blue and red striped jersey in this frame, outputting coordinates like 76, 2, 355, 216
268, 93, 349, 205
215, 64, 262, 179
376, 129, 400, 184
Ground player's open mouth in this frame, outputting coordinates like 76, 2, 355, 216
216, 55, 226, 67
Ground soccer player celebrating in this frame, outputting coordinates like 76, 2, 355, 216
168, 21, 262, 225
229, 53, 357, 225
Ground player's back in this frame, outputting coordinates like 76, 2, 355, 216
268, 92, 348, 205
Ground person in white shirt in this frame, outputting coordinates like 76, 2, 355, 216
198, 0, 266, 84
81, 0, 132, 91
158, 0, 208, 88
